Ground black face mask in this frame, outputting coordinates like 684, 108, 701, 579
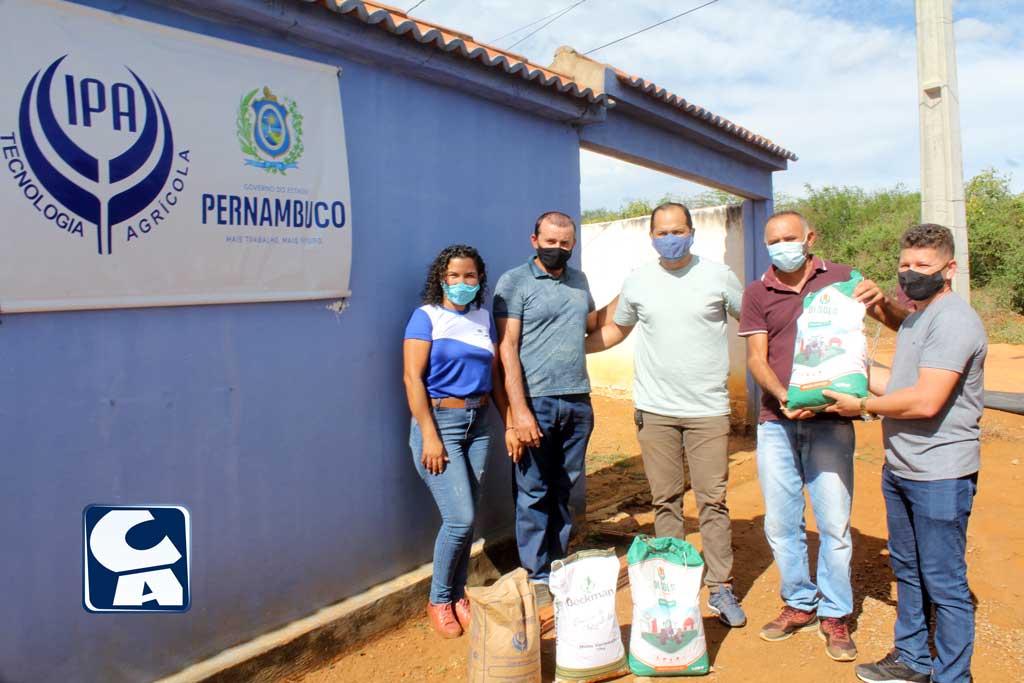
898, 267, 947, 301
536, 246, 572, 270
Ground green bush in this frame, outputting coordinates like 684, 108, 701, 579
791, 184, 918, 292
580, 189, 742, 224
787, 169, 1024, 314
582, 170, 1024, 314
964, 169, 1024, 312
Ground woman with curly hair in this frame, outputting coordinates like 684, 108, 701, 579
403, 244, 519, 638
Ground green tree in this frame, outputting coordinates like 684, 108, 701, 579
964, 168, 1024, 311
794, 184, 919, 291
583, 171, 1024, 314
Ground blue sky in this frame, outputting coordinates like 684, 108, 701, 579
405, 0, 1024, 210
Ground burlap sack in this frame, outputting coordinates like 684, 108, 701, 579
466, 568, 541, 683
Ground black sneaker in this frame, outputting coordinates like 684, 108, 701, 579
855, 650, 930, 683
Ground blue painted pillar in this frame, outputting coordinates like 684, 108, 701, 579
742, 199, 772, 285
742, 197, 773, 428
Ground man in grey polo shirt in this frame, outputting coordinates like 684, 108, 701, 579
586, 202, 747, 627
825, 224, 987, 683
494, 211, 597, 605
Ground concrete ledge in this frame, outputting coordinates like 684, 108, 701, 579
153, 477, 647, 683
154, 535, 518, 683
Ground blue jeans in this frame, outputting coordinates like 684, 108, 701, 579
515, 394, 594, 583
410, 406, 492, 604
882, 467, 977, 683
756, 419, 855, 617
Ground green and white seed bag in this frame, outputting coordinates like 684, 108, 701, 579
626, 536, 709, 676
786, 271, 869, 411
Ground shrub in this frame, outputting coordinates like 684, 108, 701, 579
582, 170, 1024, 313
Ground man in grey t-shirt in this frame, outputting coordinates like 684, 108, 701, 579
586, 202, 747, 628
826, 224, 987, 683
494, 211, 597, 603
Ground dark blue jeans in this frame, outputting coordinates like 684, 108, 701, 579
410, 406, 491, 604
882, 466, 978, 683
515, 394, 594, 583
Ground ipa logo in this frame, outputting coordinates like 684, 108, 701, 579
83, 505, 191, 613
10, 55, 190, 255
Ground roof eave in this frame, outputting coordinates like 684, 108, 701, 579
164, 0, 605, 124
606, 77, 789, 172
550, 47, 796, 165
615, 73, 797, 163
309, 1, 609, 109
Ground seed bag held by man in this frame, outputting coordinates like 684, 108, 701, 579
549, 549, 629, 683
786, 271, 869, 411
466, 568, 541, 683
626, 536, 709, 676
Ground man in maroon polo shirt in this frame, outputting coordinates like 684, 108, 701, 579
739, 211, 907, 663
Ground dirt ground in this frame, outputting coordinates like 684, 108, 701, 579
299, 343, 1024, 683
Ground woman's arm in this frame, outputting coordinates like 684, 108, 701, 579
490, 354, 523, 462
403, 339, 447, 474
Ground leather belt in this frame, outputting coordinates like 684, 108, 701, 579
432, 395, 489, 409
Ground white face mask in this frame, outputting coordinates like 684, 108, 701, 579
767, 241, 807, 272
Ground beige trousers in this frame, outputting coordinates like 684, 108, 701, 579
636, 411, 733, 588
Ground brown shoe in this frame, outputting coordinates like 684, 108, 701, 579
427, 602, 462, 639
818, 617, 857, 661
759, 605, 819, 642
454, 597, 471, 630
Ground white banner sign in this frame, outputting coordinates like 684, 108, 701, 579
0, 0, 352, 312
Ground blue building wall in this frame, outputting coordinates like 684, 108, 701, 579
0, 3, 581, 681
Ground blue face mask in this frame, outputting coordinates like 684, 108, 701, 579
442, 282, 480, 306
767, 241, 807, 273
652, 233, 694, 261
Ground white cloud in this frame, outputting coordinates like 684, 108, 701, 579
408, 0, 1024, 207
955, 16, 1008, 43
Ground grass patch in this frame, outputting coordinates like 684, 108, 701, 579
973, 287, 1024, 343
586, 452, 633, 475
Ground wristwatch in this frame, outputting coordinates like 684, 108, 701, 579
859, 396, 875, 422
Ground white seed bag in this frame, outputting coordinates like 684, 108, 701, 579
550, 549, 628, 683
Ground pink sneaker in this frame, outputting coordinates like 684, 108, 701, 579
454, 597, 471, 630
427, 601, 462, 639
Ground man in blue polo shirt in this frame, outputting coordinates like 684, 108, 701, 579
494, 211, 597, 605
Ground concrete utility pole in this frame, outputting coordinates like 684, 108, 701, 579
916, 0, 970, 299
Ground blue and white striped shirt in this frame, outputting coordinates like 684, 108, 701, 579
404, 304, 496, 398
